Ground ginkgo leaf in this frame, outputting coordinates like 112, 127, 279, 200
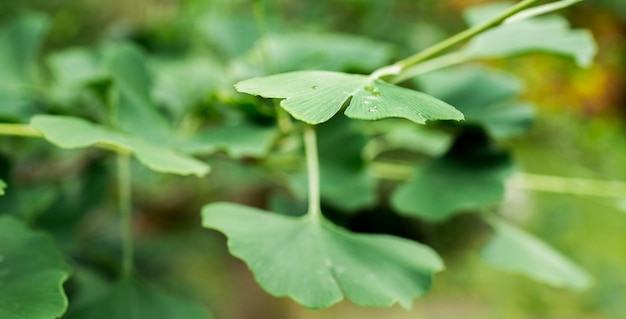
0, 13, 48, 86
30, 115, 209, 177
106, 44, 173, 143
392, 129, 515, 221
47, 47, 104, 88
480, 216, 592, 290
0, 179, 5, 196
231, 32, 393, 78
0, 13, 48, 121
178, 123, 278, 159
202, 202, 444, 309
235, 71, 463, 125
0, 215, 71, 319
66, 276, 212, 319
416, 66, 535, 139
152, 56, 224, 120
463, 3, 596, 67
46, 47, 107, 104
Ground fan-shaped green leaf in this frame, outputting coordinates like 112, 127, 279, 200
0, 13, 48, 121
0, 215, 71, 319
152, 57, 224, 120
392, 130, 515, 221
66, 276, 212, 319
463, 4, 596, 67
480, 216, 592, 290
0, 180, 5, 196
231, 32, 393, 77
0, 13, 48, 86
178, 123, 278, 159
46, 47, 107, 104
202, 202, 444, 309
47, 48, 103, 88
30, 115, 209, 177
236, 71, 463, 125
416, 66, 534, 139
106, 44, 173, 142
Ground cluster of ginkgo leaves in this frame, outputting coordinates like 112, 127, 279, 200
0, 0, 598, 318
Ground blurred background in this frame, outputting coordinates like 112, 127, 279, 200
1, 0, 626, 318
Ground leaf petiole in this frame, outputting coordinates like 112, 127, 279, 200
303, 125, 322, 220
391, 0, 543, 71
117, 152, 134, 277
0, 123, 43, 137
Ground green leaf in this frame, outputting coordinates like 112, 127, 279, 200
0, 13, 48, 121
197, 16, 259, 59
317, 119, 376, 211
0, 13, 48, 86
66, 276, 212, 319
202, 202, 444, 309
47, 47, 104, 88
261, 32, 392, 72
373, 121, 453, 157
392, 130, 515, 221
178, 123, 278, 159
416, 66, 534, 139
480, 216, 592, 290
30, 115, 209, 177
46, 47, 108, 106
506, 0, 585, 23
106, 44, 173, 142
0, 215, 71, 319
463, 4, 596, 67
152, 57, 224, 120
235, 71, 463, 125
0, 180, 5, 196
232, 32, 393, 77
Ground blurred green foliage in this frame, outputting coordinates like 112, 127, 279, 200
0, 0, 625, 318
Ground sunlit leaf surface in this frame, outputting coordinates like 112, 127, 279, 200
463, 3, 597, 67
236, 71, 463, 125
31, 115, 209, 177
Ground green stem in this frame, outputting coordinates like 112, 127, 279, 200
376, 0, 542, 78
512, 173, 626, 198
303, 125, 322, 219
371, 160, 626, 198
390, 51, 469, 83
117, 153, 134, 277
0, 123, 43, 137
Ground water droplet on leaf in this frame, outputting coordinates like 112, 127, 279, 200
364, 85, 381, 96
369, 106, 378, 112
